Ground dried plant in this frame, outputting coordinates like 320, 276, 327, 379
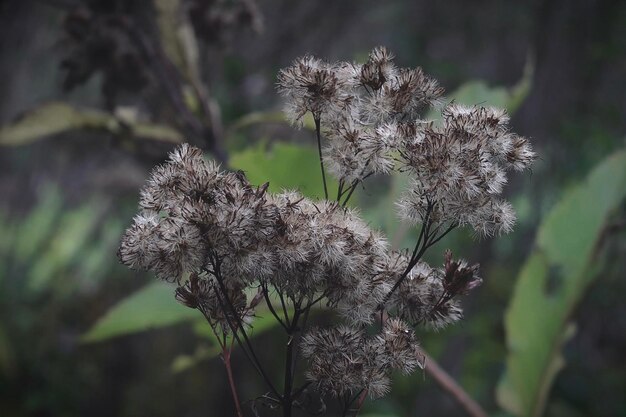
119, 47, 535, 417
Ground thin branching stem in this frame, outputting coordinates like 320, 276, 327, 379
282, 308, 301, 417
384, 205, 433, 302
352, 389, 368, 417
290, 294, 318, 395
341, 182, 359, 207
223, 342, 245, 417
337, 179, 345, 202
278, 290, 291, 328
261, 282, 289, 331
314, 117, 329, 200
211, 286, 280, 397
384, 208, 458, 303
341, 172, 374, 207
208, 257, 281, 398
428, 223, 456, 247
198, 310, 242, 417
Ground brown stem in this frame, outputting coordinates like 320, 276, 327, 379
352, 389, 368, 417
197, 308, 243, 417
205, 257, 280, 398
423, 352, 488, 417
341, 181, 359, 207
223, 344, 245, 417
283, 334, 295, 417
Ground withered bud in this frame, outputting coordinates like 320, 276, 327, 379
360, 46, 394, 90
175, 273, 211, 309
443, 249, 482, 296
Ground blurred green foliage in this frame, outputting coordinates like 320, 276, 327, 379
0, 187, 126, 414
0, 187, 124, 297
81, 282, 197, 343
497, 149, 626, 417
230, 141, 338, 199
0, 103, 184, 146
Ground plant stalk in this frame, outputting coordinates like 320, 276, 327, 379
222, 345, 245, 417
314, 117, 329, 200
423, 352, 488, 417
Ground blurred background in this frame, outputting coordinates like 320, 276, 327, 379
0, 1, 625, 416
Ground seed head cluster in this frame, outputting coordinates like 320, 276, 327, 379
119, 46, 535, 409
119, 144, 392, 324
301, 318, 423, 399
277, 47, 535, 236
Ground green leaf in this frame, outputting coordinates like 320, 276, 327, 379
82, 282, 198, 343
450, 80, 510, 109
0, 102, 183, 146
230, 141, 338, 199
497, 149, 626, 417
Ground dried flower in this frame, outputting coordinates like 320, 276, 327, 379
277, 48, 534, 237
277, 56, 350, 126
301, 326, 391, 399
301, 318, 423, 399
118, 46, 536, 415
443, 249, 482, 296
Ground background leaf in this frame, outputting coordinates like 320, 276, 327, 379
0, 102, 183, 146
497, 149, 626, 417
449, 56, 533, 113
82, 282, 198, 343
230, 141, 338, 199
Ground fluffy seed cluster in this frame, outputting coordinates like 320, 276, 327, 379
119, 46, 535, 407
384, 250, 483, 330
277, 47, 535, 236
277, 46, 443, 185
396, 105, 535, 236
118, 144, 488, 400
118, 144, 392, 324
301, 319, 423, 399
